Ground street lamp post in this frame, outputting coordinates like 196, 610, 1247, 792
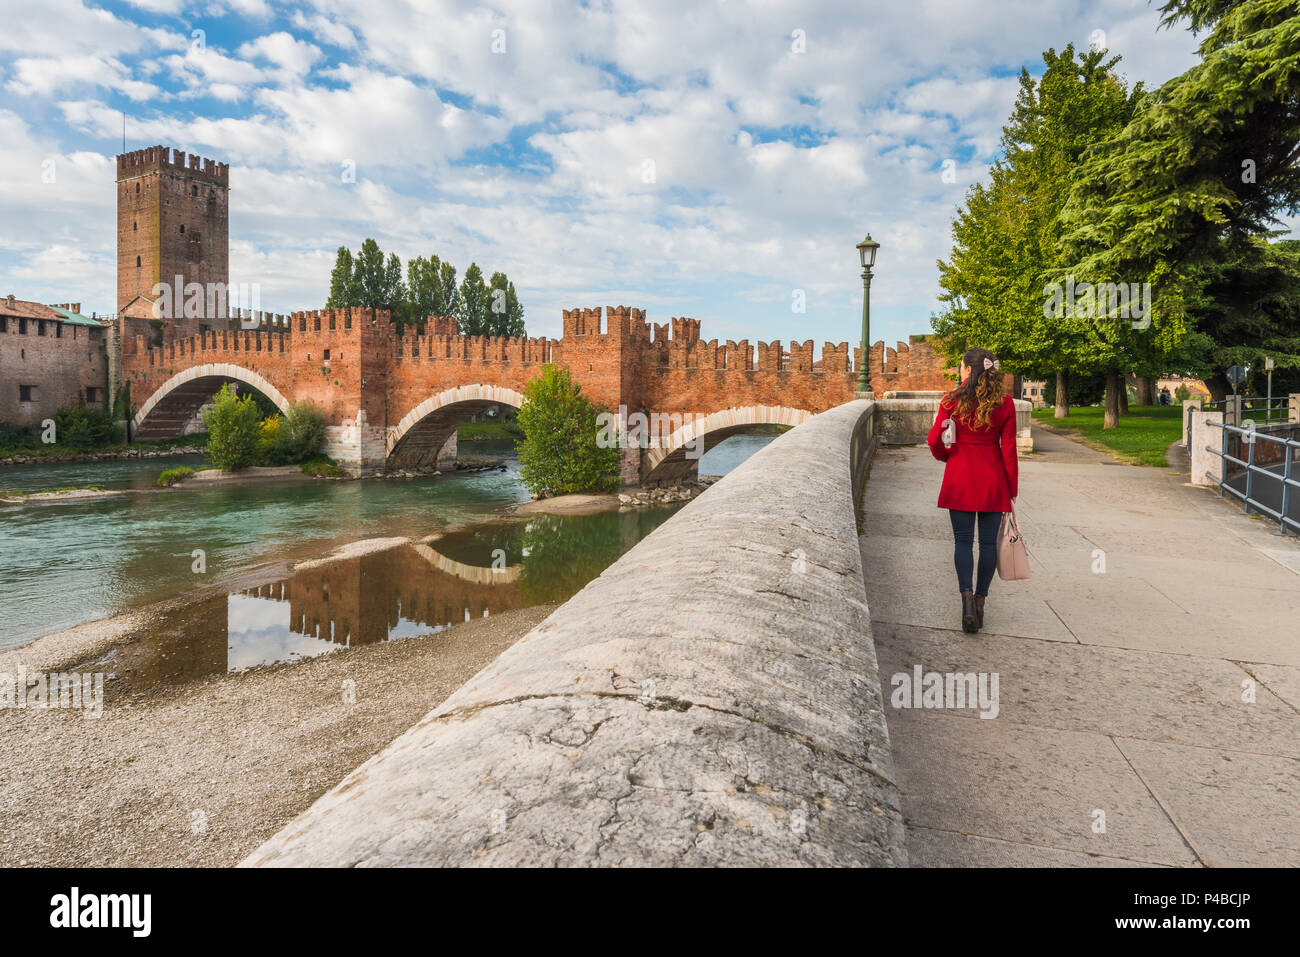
856, 234, 880, 394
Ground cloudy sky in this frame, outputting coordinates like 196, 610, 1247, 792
0, 0, 1201, 348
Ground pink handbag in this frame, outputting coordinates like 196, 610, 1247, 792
997, 505, 1031, 580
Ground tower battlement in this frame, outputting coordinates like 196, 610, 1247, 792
116, 146, 230, 185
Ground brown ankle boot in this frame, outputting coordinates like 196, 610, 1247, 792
960, 589, 978, 633
973, 594, 985, 630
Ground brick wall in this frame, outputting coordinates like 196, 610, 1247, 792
0, 316, 108, 425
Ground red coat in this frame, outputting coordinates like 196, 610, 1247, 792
926, 394, 1018, 513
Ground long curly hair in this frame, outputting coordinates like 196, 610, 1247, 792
943, 347, 1005, 429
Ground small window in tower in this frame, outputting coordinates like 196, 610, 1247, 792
19, 385, 34, 402
323, 349, 331, 362
133, 222, 137, 232
136, 256, 141, 266
179, 225, 185, 234
135, 183, 140, 194
191, 185, 198, 196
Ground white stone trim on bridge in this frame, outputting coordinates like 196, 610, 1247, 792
132, 362, 291, 432
643, 405, 813, 474
387, 384, 525, 454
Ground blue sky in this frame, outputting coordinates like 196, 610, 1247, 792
0, 0, 1202, 349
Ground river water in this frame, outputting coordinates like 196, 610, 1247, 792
0, 434, 776, 662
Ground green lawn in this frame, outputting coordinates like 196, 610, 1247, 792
457, 420, 523, 441
1032, 404, 1184, 466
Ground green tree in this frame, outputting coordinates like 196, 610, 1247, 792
488, 271, 526, 337
933, 44, 1143, 423
354, 238, 388, 309
458, 262, 490, 336
325, 246, 359, 308
383, 252, 406, 319
202, 384, 263, 471
438, 260, 460, 320
517, 365, 621, 496
1061, 0, 1300, 401
406, 256, 437, 328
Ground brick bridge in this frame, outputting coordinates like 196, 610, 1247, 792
122, 305, 950, 483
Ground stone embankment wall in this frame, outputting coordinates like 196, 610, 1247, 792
242, 398, 906, 867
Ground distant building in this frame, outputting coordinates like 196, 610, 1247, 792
1021, 379, 1047, 408
0, 296, 109, 425
1157, 375, 1210, 400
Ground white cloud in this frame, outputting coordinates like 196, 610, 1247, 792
238, 33, 323, 78
6, 55, 160, 102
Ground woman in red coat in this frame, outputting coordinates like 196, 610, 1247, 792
926, 347, 1018, 634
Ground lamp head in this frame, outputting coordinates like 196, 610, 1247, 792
857, 234, 880, 269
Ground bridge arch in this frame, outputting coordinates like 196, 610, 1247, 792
387, 384, 524, 471
132, 362, 290, 440
642, 405, 812, 485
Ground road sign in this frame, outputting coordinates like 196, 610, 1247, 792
1226, 365, 1247, 388
1265, 356, 1275, 371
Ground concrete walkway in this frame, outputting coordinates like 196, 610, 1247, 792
860, 426, 1300, 867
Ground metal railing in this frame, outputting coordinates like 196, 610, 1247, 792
1206, 418, 1300, 536
1201, 395, 1292, 424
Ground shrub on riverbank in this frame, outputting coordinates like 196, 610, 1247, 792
157, 467, 196, 487
275, 401, 327, 463
202, 384, 263, 471
0, 409, 124, 454
301, 456, 345, 477
517, 365, 621, 496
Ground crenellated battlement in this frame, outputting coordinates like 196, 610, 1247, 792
137, 327, 289, 366
393, 328, 557, 365
116, 145, 230, 185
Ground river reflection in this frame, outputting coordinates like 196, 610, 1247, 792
85, 504, 681, 692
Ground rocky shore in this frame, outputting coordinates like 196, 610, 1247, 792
0, 444, 203, 467
617, 478, 714, 507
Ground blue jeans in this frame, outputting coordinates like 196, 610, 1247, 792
949, 510, 1002, 597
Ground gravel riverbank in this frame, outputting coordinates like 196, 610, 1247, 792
0, 602, 556, 867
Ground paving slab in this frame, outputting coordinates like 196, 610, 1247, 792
1116, 738, 1300, 867
887, 710, 1200, 866
907, 825, 1160, 867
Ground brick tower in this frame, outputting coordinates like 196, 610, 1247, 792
116, 146, 229, 337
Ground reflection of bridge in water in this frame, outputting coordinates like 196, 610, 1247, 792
243, 543, 522, 647
104, 543, 523, 692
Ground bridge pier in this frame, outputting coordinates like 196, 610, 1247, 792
324, 410, 388, 477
